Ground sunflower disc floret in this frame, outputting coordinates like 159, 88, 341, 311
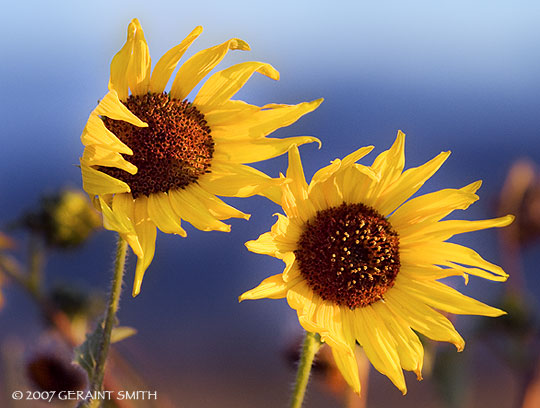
100, 93, 214, 198
295, 202, 400, 309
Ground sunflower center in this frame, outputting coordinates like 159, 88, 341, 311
294, 203, 400, 309
99, 93, 214, 198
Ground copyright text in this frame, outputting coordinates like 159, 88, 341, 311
11, 390, 158, 402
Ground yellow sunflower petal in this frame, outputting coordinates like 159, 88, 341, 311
397, 276, 506, 317
127, 19, 151, 96
281, 180, 318, 224
372, 301, 424, 379
282, 252, 301, 282
132, 196, 157, 297
213, 136, 321, 164
93, 91, 148, 127
246, 231, 298, 259
307, 173, 343, 211
353, 306, 407, 394
390, 181, 482, 231
195, 61, 279, 108
281, 182, 301, 219
332, 312, 361, 394
401, 241, 508, 281
82, 145, 137, 174
147, 192, 187, 236
98, 197, 140, 244
272, 213, 303, 244
286, 281, 322, 333
245, 215, 298, 256
149, 26, 203, 94
341, 145, 375, 168
315, 302, 352, 355
399, 264, 466, 281
210, 99, 323, 141
198, 161, 281, 197
366, 130, 406, 200
203, 100, 261, 127
112, 191, 135, 220
81, 115, 133, 155
331, 346, 362, 395
286, 144, 308, 198
257, 178, 286, 205
168, 188, 230, 232
239, 273, 301, 301
112, 194, 143, 257
376, 151, 451, 216
98, 196, 142, 257
245, 232, 279, 255
339, 164, 379, 205
400, 215, 515, 246
80, 161, 131, 196
185, 183, 250, 220
170, 38, 250, 100
311, 159, 342, 184
109, 20, 136, 100
440, 261, 501, 282
385, 288, 465, 351
282, 145, 319, 219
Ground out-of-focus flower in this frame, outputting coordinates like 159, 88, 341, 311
50, 284, 105, 322
499, 159, 540, 245
479, 291, 539, 371
27, 353, 86, 393
80, 18, 322, 296
26, 347, 86, 393
0, 231, 15, 309
0, 231, 14, 249
240, 131, 513, 394
21, 189, 101, 249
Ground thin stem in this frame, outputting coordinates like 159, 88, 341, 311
27, 234, 45, 294
290, 331, 322, 408
92, 237, 128, 394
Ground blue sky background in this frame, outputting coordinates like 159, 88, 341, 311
1, 1, 539, 407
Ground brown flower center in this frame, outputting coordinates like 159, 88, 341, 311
294, 203, 400, 309
99, 93, 214, 198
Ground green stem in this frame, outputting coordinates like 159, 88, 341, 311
290, 331, 322, 408
27, 234, 45, 295
90, 237, 128, 395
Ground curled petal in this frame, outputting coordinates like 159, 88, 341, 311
239, 274, 300, 301
195, 61, 279, 108
150, 26, 203, 93
170, 38, 250, 100
109, 20, 136, 100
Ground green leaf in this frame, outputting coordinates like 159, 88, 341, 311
73, 320, 104, 379
110, 326, 137, 343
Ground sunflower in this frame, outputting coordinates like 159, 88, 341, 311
80, 19, 322, 296
240, 131, 513, 394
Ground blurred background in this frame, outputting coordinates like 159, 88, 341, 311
1, 0, 540, 407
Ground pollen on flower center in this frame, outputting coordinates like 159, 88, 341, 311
99, 93, 214, 198
294, 203, 400, 309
